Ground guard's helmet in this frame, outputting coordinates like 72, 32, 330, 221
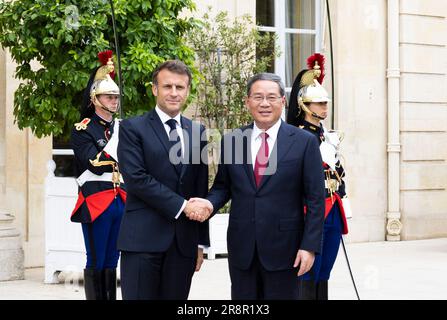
80, 50, 119, 119
90, 50, 120, 98
287, 53, 331, 126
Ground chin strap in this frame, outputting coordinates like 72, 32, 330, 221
301, 103, 326, 121
311, 112, 326, 121
92, 97, 118, 115
101, 105, 117, 115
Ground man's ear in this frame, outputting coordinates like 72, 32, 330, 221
244, 96, 250, 110
152, 84, 158, 96
91, 96, 98, 107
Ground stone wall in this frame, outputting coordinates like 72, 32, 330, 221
326, 0, 389, 242
0, 49, 51, 268
399, 0, 447, 239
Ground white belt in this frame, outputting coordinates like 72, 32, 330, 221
76, 170, 123, 187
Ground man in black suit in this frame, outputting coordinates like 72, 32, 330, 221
193, 73, 325, 299
117, 60, 210, 300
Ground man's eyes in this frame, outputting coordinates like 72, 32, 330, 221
163, 85, 185, 90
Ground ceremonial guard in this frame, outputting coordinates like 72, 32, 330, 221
287, 53, 349, 300
71, 50, 126, 300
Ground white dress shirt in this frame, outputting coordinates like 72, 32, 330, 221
155, 106, 185, 158
155, 106, 186, 219
251, 119, 282, 169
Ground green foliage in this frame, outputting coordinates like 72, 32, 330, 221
0, 0, 198, 138
188, 9, 279, 134
188, 9, 280, 179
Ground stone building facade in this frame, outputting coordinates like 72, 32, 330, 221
0, 0, 446, 272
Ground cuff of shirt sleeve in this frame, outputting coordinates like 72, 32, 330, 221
176, 200, 187, 219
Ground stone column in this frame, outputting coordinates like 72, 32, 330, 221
0, 210, 24, 281
0, 49, 25, 280
386, 0, 402, 241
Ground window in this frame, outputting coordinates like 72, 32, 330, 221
256, 0, 322, 97
53, 135, 75, 177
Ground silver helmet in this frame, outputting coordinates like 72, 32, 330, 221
90, 50, 120, 99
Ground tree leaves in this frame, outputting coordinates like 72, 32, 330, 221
0, 0, 197, 138
187, 9, 280, 178
188, 9, 280, 133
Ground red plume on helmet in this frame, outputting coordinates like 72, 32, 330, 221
307, 53, 325, 84
97, 50, 115, 79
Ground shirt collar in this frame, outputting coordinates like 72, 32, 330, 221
155, 105, 182, 127
93, 112, 113, 128
253, 118, 282, 140
300, 119, 322, 133
298, 119, 324, 142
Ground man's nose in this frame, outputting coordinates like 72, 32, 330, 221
259, 98, 270, 107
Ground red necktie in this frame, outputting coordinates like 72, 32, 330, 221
254, 132, 269, 187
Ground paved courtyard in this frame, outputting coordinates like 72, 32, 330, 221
0, 238, 446, 300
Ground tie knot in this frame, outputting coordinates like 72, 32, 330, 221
166, 119, 178, 131
260, 132, 269, 140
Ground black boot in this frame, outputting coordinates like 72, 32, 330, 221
317, 280, 328, 300
83, 268, 104, 300
298, 279, 317, 300
103, 268, 117, 300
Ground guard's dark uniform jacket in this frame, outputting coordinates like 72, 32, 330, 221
299, 119, 348, 234
71, 113, 126, 223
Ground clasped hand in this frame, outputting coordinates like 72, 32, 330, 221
184, 198, 213, 222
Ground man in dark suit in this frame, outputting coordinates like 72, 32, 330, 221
193, 73, 325, 299
117, 60, 210, 300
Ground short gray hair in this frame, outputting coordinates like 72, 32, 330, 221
246, 73, 285, 97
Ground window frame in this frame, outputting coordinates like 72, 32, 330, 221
52, 136, 74, 177
257, 0, 323, 95
52, 149, 74, 156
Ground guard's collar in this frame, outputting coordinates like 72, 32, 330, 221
93, 112, 113, 128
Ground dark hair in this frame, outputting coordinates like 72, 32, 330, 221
246, 73, 285, 97
152, 60, 192, 86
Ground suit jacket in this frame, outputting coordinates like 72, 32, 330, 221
207, 121, 325, 271
117, 109, 209, 257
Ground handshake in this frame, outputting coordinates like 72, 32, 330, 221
184, 198, 213, 222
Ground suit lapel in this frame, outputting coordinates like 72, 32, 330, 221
179, 116, 192, 179
257, 121, 296, 190
241, 124, 257, 190
148, 110, 171, 155
148, 110, 182, 175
